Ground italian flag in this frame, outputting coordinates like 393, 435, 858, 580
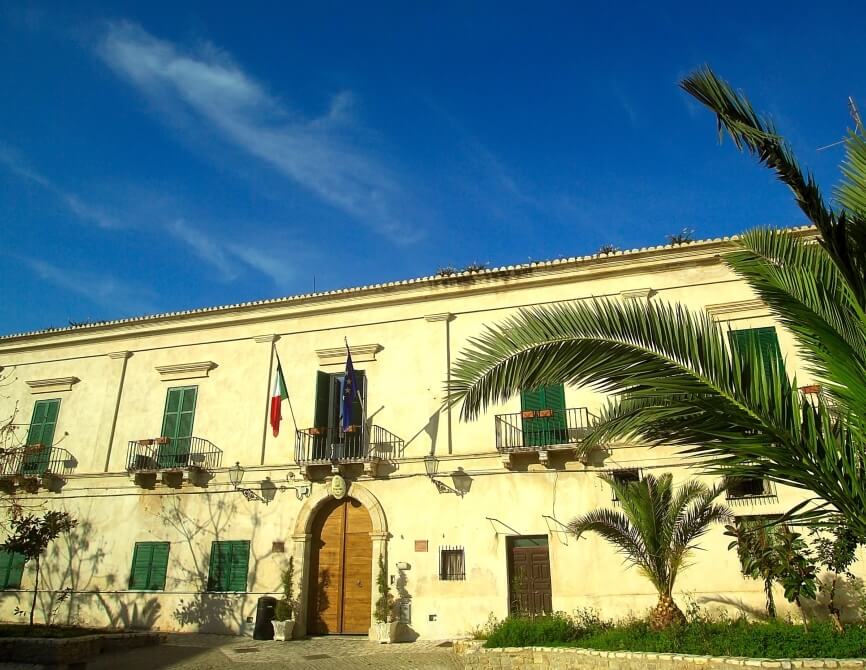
270, 358, 289, 437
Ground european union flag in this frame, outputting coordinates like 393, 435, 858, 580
341, 346, 358, 433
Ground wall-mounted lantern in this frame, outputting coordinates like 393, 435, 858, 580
228, 462, 269, 503
423, 454, 469, 497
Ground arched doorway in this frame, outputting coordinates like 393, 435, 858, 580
307, 497, 373, 634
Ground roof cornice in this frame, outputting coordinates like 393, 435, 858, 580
0, 226, 815, 351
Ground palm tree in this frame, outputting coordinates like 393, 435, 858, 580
569, 473, 730, 629
447, 67, 866, 536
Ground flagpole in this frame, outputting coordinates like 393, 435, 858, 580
260, 338, 277, 465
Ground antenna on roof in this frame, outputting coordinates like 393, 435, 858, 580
817, 96, 863, 151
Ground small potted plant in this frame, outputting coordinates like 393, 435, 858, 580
272, 557, 297, 641
373, 554, 399, 643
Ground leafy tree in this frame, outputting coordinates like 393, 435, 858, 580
775, 527, 817, 630
2, 510, 77, 626
811, 522, 861, 631
725, 518, 781, 619
447, 67, 866, 537
726, 518, 817, 630
568, 473, 730, 629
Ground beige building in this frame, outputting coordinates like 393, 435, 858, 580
0, 227, 845, 639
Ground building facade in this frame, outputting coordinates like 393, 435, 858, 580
0, 229, 847, 639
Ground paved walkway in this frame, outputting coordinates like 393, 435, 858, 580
90, 633, 462, 670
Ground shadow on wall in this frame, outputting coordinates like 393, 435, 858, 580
159, 495, 273, 634
395, 566, 419, 642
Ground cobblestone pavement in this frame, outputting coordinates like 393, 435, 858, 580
89, 633, 462, 670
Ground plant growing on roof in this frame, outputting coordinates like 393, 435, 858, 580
568, 473, 730, 630
447, 66, 866, 539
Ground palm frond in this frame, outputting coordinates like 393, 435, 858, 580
836, 131, 866, 218
682, 66, 866, 307
567, 508, 662, 592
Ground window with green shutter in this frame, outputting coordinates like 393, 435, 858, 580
0, 550, 26, 589
207, 540, 250, 592
23, 399, 60, 476
128, 542, 170, 590
729, 327, 785, 379
158, 387, 197, 468
520, 384, 567, 447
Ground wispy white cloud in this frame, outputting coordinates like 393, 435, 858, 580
225, 243, 296, 289
97, 21, 422, 243
166, 218, 298, 289
24, 259, 156, 316
0, 145, 119, 229
167, 219, 239, 281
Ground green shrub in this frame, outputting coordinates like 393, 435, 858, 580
484, 613, 580, 647
482, 615, 866, 658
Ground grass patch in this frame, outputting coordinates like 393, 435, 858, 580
481, 612, 866, 659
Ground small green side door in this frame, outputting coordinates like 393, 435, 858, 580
520, 384, 567, 447
23, 399, 60, 475
158, 387, 197, 468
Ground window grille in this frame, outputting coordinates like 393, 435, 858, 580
726, 476, 774, 500
439, 546, 465, 581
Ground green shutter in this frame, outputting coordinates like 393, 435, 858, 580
520, 384, 567, 447
129, 542, 170, 590
158, 387, 197, 468
729, 327, 785, 379
0, 550, 26, 589
23, 399, 60, 475
208, 541, 249, 592
314, 372, 331, 428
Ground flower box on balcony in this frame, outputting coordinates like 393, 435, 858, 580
309, 427, 325, 436
536, 409, 554, 418
800, 384, 822, 395
521, 410, 536, 419
344, 425, 360, 433
138, 438, 155, 446
155, 437, 171, 445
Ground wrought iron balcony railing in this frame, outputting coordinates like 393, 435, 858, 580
126, 436, 222, 473
0, 445, 76, 479
295, 425, 404, 466
495, 407, 596, 453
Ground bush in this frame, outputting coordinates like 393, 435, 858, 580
484, 613, 581, 647
481, 614, 866, 658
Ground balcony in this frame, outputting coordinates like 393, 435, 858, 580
126, 436, 222, 488
0, 445, 76, 491
495, 407, 599, 468
295, 425, 403, 477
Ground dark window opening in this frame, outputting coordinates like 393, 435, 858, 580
439, 546, 465, 581
610, 468, 641, 502
726, 476, 771, 499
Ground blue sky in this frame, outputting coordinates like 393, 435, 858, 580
1, 2, 863, 335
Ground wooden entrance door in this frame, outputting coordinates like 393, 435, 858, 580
308, 497, 373, 634
508, 535, 552, 615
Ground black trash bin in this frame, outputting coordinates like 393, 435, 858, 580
254, 596, 277, 640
